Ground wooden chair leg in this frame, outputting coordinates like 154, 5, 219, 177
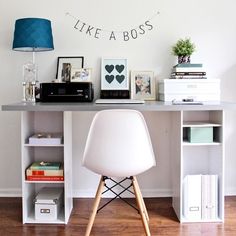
85, 176, 105, 236
133, 176, 149, 222
132, 176, 151, 236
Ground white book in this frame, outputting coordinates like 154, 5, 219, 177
202, 175, 218, 220
183, 175, 202, 220
172, 67, 206, 73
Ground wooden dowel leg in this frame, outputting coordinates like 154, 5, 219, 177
132, 176, 151, 236
85, 176, 105, 236
133, 176, 149, 222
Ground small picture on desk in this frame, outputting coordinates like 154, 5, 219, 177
70, 68, 92, 82
56, 56, 84, 82
131, 71, 156, 100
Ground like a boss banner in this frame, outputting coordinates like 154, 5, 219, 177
66, 12, 160, 42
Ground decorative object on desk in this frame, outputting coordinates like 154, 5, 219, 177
56, 57, 84, 82
70, 68, 92, 82
12, 18, 54, 102
171, 63, 207, 79
172, 38, 195, 64
131, 71, 156, 100
101, 58, 128, 90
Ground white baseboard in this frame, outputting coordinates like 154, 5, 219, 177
225, 187, 236, 196
0, 188, 172, 198
0, 188, 235, 198
0, 188, 22, 197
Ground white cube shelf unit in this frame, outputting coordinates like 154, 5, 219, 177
171, 110, 224, 223
21, 111, 72, 224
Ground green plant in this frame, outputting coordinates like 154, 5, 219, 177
172, 38, 195, 56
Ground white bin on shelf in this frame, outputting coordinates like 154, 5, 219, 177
35, 187, 63, 221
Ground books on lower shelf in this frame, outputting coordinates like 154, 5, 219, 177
29, 161, 61, 170
26, 176, 64, 181
26, 161, 64, 181
183, 174, 218, 221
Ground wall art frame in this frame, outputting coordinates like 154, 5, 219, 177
70, 68, 92, 82
56, 56, 84, 82
101, 58, 129, 90
131, 70, 156, 100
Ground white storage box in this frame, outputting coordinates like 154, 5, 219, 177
29, 133, 63, 145
184, 175, 202, 221
35, 187, 63, 221
158, 79, 220, 102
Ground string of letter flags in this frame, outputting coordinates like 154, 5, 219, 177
66, 11, 160, 42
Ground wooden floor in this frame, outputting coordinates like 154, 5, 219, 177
1, 197, 236, 236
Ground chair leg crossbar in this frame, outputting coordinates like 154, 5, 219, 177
97, 176, 139, 213
85, 175, 151, 236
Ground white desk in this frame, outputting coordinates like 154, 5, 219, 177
2, 101, 236, 224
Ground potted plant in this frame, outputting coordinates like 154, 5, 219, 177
172, 38, 195, 64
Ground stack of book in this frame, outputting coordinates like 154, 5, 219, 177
171, 63, 207, 79
26, 161, 64, 181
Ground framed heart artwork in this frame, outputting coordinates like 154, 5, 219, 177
101, 58, 129, 90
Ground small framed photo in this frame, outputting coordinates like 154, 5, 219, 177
101, 58, 128, 90
56, 56, 84, 82
131, 71, 156, 100
71, 68, 92, 82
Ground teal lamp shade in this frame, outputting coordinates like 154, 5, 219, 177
12, 18, 54, 52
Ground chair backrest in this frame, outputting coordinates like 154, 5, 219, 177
82, 109, 156, 177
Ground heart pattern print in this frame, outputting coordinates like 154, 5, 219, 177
102, 58, 128, 90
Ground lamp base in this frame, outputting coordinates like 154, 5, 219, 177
22, 81, 36, 103
22, 62, 37, 103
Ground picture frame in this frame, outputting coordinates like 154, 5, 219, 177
101, 58, 128, 90
56, 56, 84, 82
131, 71, 156, 100
70, 68, 92, 82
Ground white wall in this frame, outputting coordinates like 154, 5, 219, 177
1, 0, 236, 197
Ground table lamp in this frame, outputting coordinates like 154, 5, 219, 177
12, 18, 54, 102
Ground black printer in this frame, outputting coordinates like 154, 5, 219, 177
40, 82, 94, 102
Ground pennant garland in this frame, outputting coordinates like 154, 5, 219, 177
66, 11, 160, 41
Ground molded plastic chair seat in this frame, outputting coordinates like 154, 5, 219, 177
82, 109, 156, 236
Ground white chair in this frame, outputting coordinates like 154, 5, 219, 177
82, 109, 156, 236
